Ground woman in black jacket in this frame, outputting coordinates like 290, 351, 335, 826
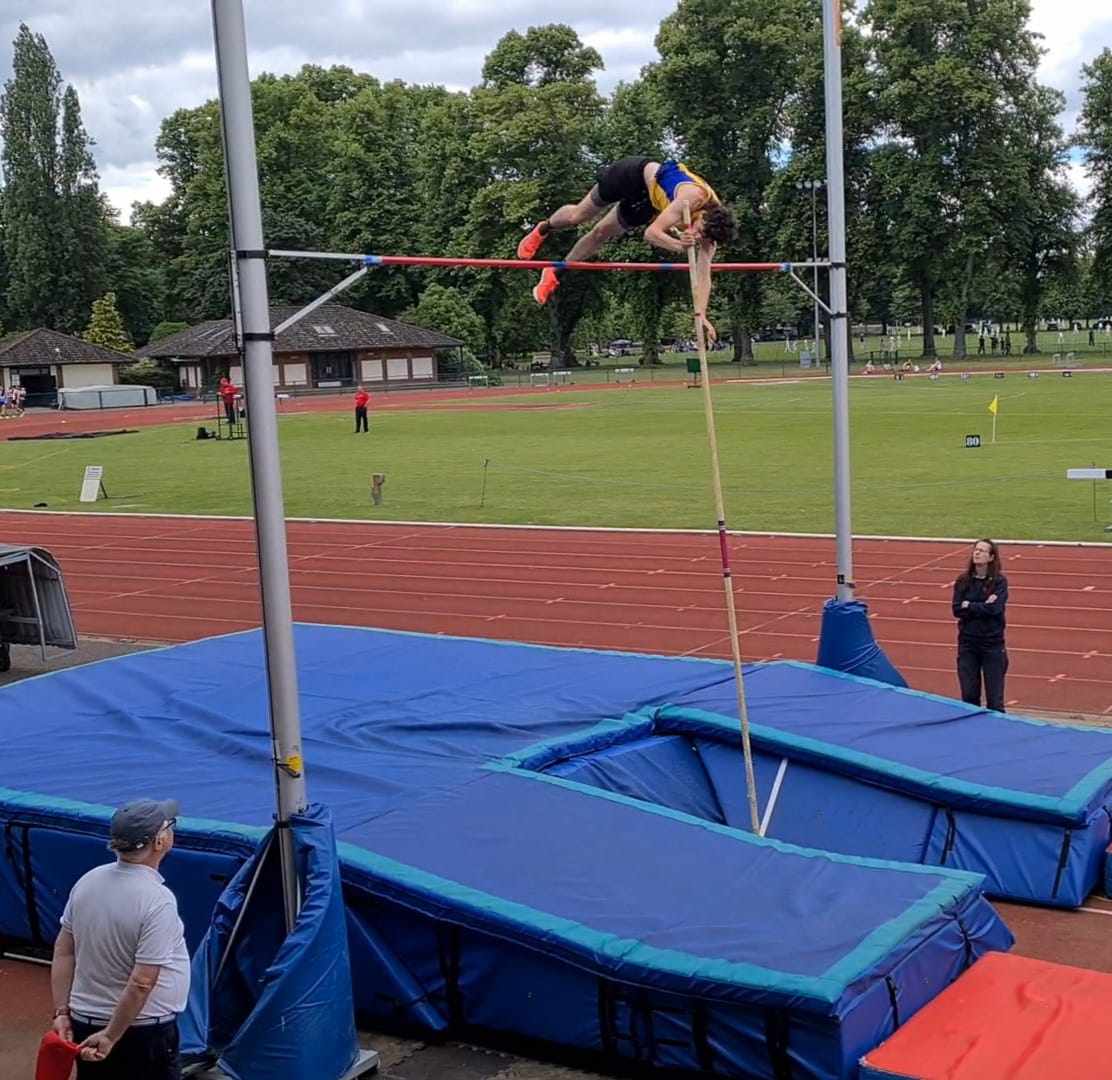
952, 538, 1009, 711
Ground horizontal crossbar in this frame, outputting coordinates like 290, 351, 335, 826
1067, 468, 1112, 480
268, 249, 828, 273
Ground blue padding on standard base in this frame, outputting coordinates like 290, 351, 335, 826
818, 598, 908, 687
181, 804, 360, 1080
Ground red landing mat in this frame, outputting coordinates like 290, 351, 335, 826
860, 951, 1112, 1079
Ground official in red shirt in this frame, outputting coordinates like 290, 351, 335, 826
354, 386, 370, 433
218, 377, 238, 426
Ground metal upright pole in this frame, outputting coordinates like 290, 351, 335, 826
823, 0, 855, 601
211, 0, 307, 932
812, 184, 821, 361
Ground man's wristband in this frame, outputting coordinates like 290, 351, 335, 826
53, 1007, 70, 1018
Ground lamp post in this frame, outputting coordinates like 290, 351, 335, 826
795, 179, 824, 361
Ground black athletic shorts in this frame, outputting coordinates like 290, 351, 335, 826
593, 157, 655, 230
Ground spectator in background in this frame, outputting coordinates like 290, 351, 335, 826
952, 539, 1009, 712
354, 385, 370, 433
50, 799, 189, 1079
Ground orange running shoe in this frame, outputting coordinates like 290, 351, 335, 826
517, 223, 548, 260
532, 267, 560, 305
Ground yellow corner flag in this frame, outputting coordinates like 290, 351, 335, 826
988, 394, 999, 416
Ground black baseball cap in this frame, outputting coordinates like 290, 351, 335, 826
108, 799, 179, 852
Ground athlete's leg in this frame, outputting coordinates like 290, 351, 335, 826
519, 187, 608, 259
546, 187, 610, 231
532, 207, 627, 305
564, 205, 626, 261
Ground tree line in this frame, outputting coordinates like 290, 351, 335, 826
1, 1, 1111, 366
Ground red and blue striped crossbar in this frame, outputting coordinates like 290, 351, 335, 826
268, 249, 826, 273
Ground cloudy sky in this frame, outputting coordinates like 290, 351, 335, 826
2, 0, 1108, 220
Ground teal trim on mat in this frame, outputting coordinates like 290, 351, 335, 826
479, 765, 980, 999
2, 778, 974, 1013
786, 659, 1112, 736
657, 704, 1100, 824
336, 835, 848, 1009
0, 629, 259, 694
497, 713, 653, 771
490, 764, 984, 884
0, 621, 732, 701
1064, 760, 1112, 809
297, 620, 745, 671
337, 778, 975, 1019
0, 787, 266, 847
0, 787, 118, 821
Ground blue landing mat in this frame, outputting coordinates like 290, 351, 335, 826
0, 625, 1038, 1077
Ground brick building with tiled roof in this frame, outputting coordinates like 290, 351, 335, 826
137, 303, 464, 392
0, 328, 134, 405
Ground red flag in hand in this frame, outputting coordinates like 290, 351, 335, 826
36, 1030, 80, 1080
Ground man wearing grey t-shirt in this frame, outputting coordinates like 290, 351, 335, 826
50, 799, 190, 1078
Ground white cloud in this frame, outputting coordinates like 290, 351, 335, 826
1067, 159, 1095, 205
0, 0, 1105, 217
1029, 0, 1112, 132
99, 162, 172, 218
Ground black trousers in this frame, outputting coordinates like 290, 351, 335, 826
355, 405, 369, 432
72, 1017, 180, 1080
957, 641, 1008, 712
223, 400, 236, 424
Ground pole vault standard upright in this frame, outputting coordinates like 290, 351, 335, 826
824, 0, 855, 601
211, 0, 306, 933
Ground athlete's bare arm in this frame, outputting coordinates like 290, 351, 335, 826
692, 238, 717, 342
643, 188, 708, 253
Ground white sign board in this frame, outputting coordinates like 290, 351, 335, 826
79, 465, 105, 502
1067, 469, 1112, 481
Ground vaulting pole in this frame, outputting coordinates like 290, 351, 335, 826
683, 207, 761, 835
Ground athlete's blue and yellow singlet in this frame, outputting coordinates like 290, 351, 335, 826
649, 161, 720, 214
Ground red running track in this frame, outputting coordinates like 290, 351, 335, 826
4, 510, 1112, 715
